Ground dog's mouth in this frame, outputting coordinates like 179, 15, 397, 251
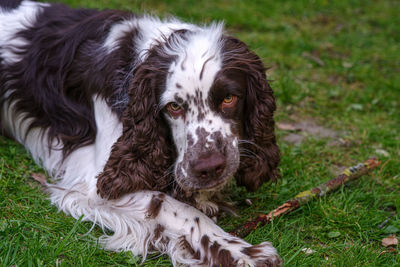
175, 155, 239, 193
184, 173, 231, 191
176, 172, 232, 193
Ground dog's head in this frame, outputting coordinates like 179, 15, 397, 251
97, 25, 280, 199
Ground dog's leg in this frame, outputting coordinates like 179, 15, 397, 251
6, 95, 280, 266
141, 191, 282, 267
47, 187, 281, 267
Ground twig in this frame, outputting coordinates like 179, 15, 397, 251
230, 158, 381, 237
302, 52, 325, 66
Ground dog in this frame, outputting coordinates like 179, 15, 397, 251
0, 1, 281, 266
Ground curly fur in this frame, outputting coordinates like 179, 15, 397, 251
97, 34, 180, 199
0, 1, 281, 266
220, 36, 280, 191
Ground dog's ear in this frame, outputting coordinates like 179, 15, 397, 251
222, 36, 280, 191
97, 47, 176, 200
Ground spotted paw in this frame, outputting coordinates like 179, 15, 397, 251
194, 193, 220, 217
196, 200, 219, 217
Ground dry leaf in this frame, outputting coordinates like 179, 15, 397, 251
245, 199, 253, 206
301, 248, 315, 255
342, 61, 353, 68
277, 122, 301, 131
381, 235, 398, 247
375, 149, 390, 157
31, 172, 47, 186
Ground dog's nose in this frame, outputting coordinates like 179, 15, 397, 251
192, 153, 226, 179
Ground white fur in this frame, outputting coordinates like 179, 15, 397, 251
1, 95, 122, 179
159, 23, 239, 188
103, 15, 197, 60
103, 19, 137, 53
3, 94, 278, 266
0, 1, 48, 64
1, 3, 280, 266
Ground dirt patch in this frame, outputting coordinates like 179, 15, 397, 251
283, 133, 304, 145
278, 119, 341, 145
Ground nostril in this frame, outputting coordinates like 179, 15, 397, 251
192, 152, 226, 178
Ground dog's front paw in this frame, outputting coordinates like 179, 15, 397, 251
195, 199, 219, 217
194, 192, 220, 217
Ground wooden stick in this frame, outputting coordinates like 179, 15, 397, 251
230, 158, 381, 238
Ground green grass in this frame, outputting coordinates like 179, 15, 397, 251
1, 0, 399, 266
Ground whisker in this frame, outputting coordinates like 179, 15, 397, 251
239, 147, 262, 161
238, 139, 263, 151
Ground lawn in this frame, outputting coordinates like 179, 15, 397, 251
1, 0, 399, 266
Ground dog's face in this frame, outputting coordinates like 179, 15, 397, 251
161, 37, 246, 192
97, 26, 280, 200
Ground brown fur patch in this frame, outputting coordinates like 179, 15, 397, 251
219, 36, 280, 191
179, 236, 200, 259
214, 249, 235, 267
146, 194, 164, 218
224, 238, 242, 244
96, 31, 193, 199
241, 245, 263, 257
153, 224, 165, 240
200, 235, 210, 260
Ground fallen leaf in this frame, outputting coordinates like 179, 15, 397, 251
381, 235, 398, 247
301, 248, 315, 255
245, 199, 253, 206
31, 173, 47, 186
342, 61, 353, 68
375, 149, 390, 157
277, 122, 301, 131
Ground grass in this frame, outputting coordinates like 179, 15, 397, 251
1, 0, 399, 266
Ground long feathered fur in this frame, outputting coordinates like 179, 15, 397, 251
0, 1, 281, 266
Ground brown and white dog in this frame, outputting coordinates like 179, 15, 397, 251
0, 1, 281, 266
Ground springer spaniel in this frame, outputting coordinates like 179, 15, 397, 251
0, 1, 281, 266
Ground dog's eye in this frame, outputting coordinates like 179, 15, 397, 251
167, 102, 184, 117
169, 102, 181, 111
221, 94, 237, 111
223, 94, 234, 104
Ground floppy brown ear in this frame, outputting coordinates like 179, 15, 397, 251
222, 36, 280, 191
96, 47, 176, 200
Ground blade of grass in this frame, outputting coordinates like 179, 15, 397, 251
54, 215, 84, 256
